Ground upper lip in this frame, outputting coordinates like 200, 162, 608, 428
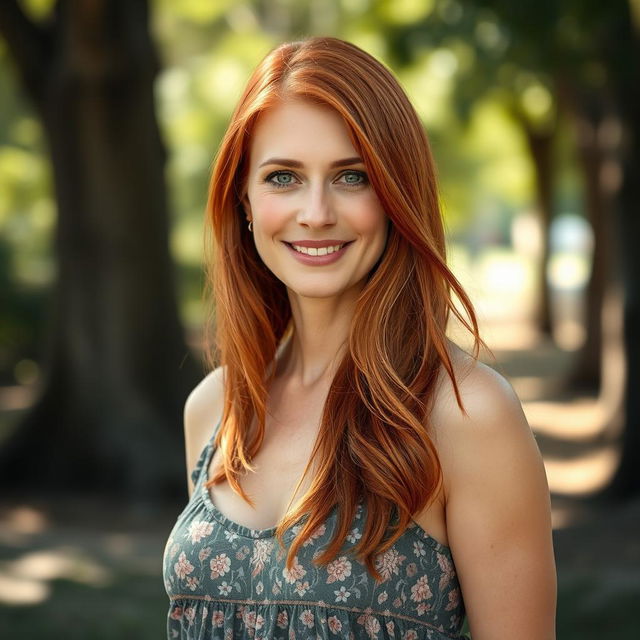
286, 239, 352, 248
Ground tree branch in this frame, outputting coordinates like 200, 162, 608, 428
0, 0, 53, 105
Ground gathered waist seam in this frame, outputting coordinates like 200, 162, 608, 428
168, 594, 462, 639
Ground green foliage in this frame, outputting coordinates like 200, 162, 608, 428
0, 0, 587, 377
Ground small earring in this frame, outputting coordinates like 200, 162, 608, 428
248, 220, 253, 232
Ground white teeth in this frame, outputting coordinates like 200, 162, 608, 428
291, 243, 345, 255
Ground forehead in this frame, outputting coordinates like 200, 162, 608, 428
248, 99, 357, 163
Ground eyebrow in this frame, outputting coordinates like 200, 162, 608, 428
258, 156, 364, 169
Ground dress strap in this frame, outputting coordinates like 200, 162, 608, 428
189, 417, 222, 488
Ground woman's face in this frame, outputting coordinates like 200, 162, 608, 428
242, 99, 388, 300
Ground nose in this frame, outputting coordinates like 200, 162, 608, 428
296, 182, 336, 228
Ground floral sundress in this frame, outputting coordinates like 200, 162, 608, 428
163, 422, 471, 639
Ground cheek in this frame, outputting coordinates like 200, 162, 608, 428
352, 194, 387, 237
253, 195, 290, 235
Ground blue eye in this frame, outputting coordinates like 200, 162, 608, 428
340, 170, 367, 186
265, 171, 296, 188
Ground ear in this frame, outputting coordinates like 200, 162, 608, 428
241, 193, 252, 220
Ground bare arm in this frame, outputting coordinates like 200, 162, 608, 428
183, 366, 225, 498
438, 361, 557, 639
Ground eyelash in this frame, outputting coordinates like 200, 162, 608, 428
264, 170, 368, 189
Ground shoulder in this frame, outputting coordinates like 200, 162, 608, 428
431, 341, 557, 638
184, 366, 225, 436
430, 340, 538, 501
183, 366, 226, 495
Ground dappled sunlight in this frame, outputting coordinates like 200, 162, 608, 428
0, 505, 48, 542
0, 573, 50, 606
6, 548, 111, 584
0, 547, 113, 606
544, 446, 619, 498
523, 397, 613, 442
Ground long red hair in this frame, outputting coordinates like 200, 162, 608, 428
203, 36, 491, 581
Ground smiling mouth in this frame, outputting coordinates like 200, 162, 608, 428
285, 241, 353, 256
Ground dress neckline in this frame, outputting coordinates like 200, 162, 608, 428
198, 419, 454, 557
200, 420, 322, 539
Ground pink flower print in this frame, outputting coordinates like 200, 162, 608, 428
346, 527, 362, 544
218, 581, 232, 596
282, 556, 306, 583
373, 547, 406, 582
294, 580, 310, 596
251, 539, 275, 577
170, 606, 183, 620
362, 615, 381, 638
243, 609, 257, 629
445, 587, 460, 611
334, 586, 351, 602
199, 546, 212, 563
406, 562, 417, 577
212, 610, 225, 627
174, 551, 194, 580
185, 575, 200, 591
169, 542, 180, 560
326, 556, 352, 583
187, 520, 213, 543
236, 544, 251, 561
402, 631, 418, 640
377, 591, 388, 604
437, 552, 454, 590
416, 602, 431, 615
184, 607, 196, 623
356, 608, 380, 639
365, 615, 381, 638
272, 579, 282, 595
410, 575, 433, 602
299, 609, 315, 628
303, 523, 327, 546
386, 621, 395, 635
256, 580, 264, 595
276, 610, 289, 628
328, 615, 342, 633
413, 539, 426, 557
210, 552, 231, 578
393, 597, 402, 607
242, 608, 264, 632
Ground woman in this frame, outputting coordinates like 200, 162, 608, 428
163, 36, 557, 639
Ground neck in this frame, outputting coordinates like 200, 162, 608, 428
276, 284, 362, 388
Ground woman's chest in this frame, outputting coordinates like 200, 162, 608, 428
206, 425, 320, 532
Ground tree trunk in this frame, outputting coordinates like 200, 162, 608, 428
556, 82, 618, 394
598, 4, 640, 499
523, 125, 554, 337
0, 0, 201, 506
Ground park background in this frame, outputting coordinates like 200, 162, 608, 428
0, 0, 639, 637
